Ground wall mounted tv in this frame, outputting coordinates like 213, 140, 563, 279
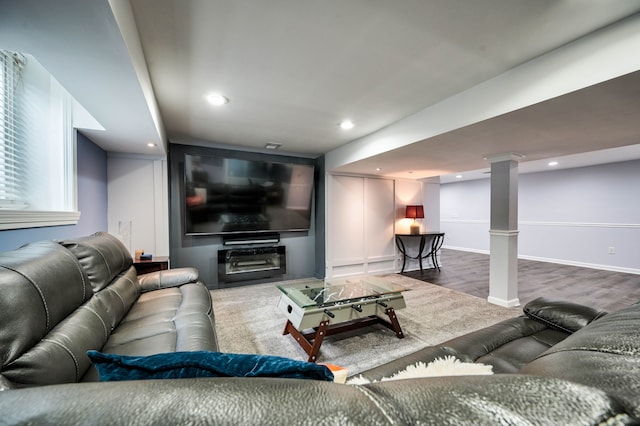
183, 153, 315, 235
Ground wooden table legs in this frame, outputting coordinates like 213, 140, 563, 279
282, 319, 330, 363
282, 308, 405, 363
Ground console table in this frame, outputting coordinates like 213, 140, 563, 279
395, 232, 445, 273
133, 256, 169, 275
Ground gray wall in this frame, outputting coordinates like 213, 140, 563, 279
168, 143, 323, 289
0, 131, 108, 251
440, 159, 640, 273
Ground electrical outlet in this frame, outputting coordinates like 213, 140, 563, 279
608, 246, 616, 255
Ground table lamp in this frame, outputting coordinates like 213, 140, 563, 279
405, 205, 424, 235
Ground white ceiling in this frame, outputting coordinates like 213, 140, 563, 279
2, 0, 640, 181
340, 69, 640, 182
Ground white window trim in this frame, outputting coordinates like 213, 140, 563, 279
0, 129, 79, 230
0, 51, 81, 231
0, 210, 81, 230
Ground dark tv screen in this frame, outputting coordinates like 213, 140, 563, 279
184, 153, 315, 235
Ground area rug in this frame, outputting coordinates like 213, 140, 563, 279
210, 274, 521, 376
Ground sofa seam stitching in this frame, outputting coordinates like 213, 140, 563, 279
56, 246, 92, 301
81, 305, 110, 340
352, 385, 405, 425
41, 338, 80, 382
524, 311, 573, 334
1, 265, 51, 330
533, 346, 637, 360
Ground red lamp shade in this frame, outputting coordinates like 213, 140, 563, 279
405, 205, 424, 220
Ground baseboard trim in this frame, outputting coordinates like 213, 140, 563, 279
487, 296, 521, 308
443, 246, 640, 276
443, 245, 489, 255
517, 254, 640, 276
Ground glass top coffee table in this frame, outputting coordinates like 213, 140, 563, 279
276, 276, 408, 362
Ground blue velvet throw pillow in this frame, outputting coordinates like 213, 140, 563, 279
87, 350, 334, 382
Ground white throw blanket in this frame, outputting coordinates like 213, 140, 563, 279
347, 356, 493, 384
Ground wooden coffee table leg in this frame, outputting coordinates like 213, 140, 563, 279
385, 307, 405, 339
282, 319, 295, 336
283, 319, 330, 363
307, 320, 329, 363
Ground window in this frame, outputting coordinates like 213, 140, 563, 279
0, 50, 26, 209
0, 50, 79, 230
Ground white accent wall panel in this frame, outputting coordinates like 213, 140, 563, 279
107, 155, 169, 258
327, 175, 395, 278
329, 175, 365, 267
365, 178, 396, 272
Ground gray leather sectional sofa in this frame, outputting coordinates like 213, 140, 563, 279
0, 232, 217, 388
0, 232, 639, 425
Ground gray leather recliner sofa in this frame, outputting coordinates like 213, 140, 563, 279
0, 232, 217, 388
0, 232, 639, 425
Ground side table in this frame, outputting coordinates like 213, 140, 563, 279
395, 233, 445, 273
133, 256, 169, 275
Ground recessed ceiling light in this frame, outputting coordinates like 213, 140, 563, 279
456, 175, 462, 179
147, 143, 157, 148
339, 119, 354, 130
265, 142, 281, 150
548, 161, 559, 166
206, 93, 229, 106
376, 167, 381, 172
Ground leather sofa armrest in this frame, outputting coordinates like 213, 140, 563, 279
523, 297, 607, 334
137, 267, 200, 292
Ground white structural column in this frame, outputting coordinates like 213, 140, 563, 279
487, 154, 522, 307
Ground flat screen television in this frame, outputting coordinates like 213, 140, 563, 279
183, 153, 315, 235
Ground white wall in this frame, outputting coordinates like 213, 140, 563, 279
107, 154, 169, 258
421, 177, 441, 233
326, 175, 396, 277
440, 160, 640, 274
440, 178, 491, 252
326, 175, 436, 277
395, 179, 423, 234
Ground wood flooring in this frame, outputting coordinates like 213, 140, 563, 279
402, 249, 640, 312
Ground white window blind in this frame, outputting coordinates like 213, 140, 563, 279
0, 50, 28, 209
0, 50, 80, 230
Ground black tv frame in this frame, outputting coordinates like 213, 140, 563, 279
182, 152, 315, 236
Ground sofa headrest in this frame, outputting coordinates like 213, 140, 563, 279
520, 301, 640, 418
59, 232, 133, 292
537, 301, 640, 357
0, 240, 92, 367
523, 297, 607, 334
